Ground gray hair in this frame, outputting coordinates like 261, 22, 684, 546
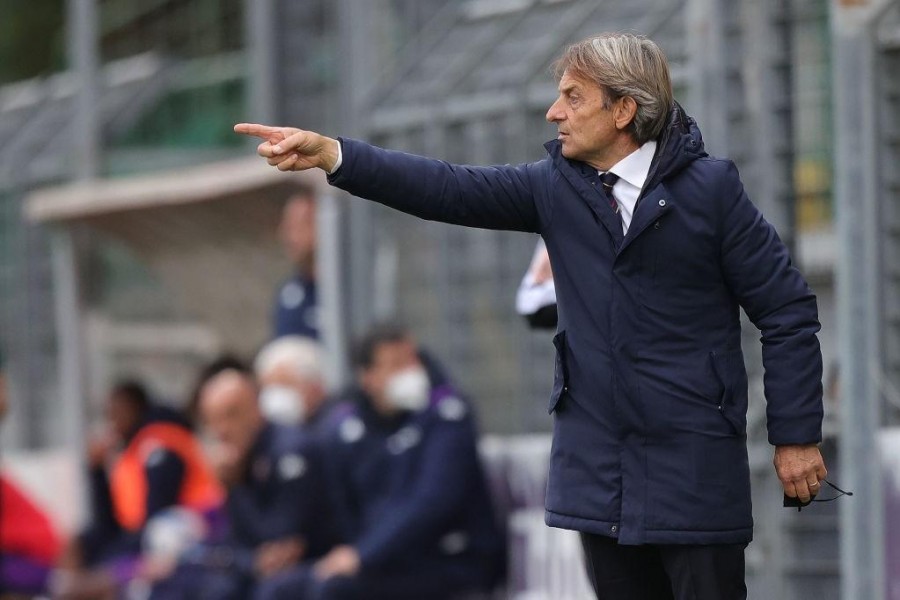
254, 336, 324, 382
553, 33, 673, 145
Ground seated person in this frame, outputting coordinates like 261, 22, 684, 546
54, 380, 222, 599
185, 354, 250, 429
254, 336, 340, 433
255, 323, 505, 600
152, 368, 333, 599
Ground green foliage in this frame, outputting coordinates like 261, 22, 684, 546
113, 79, 245, 148
0, 0, 66, 84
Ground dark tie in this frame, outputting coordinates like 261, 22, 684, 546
600, 172, 620, 214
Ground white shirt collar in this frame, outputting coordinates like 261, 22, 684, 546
603, 140, 657, 191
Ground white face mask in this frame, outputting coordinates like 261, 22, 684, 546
384, 366, 431, 412
259, 385, 306, 426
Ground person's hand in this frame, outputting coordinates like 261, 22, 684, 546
774, 444, 827, 503
314, 545, 361, 580
138, 555, 177, 583
528, 246, 554, 285
87, 431, 115, 468
254, 537, 306, 578
234, 123, 340, 173
48, 567, 116, 600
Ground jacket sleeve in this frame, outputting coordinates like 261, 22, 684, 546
717, 160, 824, 445
353, 414, 480, 569
320, 435, 359, 545
144, 449, 186, 519
327, 138, 544, 233
86, 465, 120, 538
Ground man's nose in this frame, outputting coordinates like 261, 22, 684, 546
546, 98, 563, 123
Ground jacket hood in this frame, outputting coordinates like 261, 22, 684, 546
643, 101, 707, 190
544, 101, 707, 188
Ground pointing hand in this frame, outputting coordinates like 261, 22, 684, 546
234, 123, 340, 173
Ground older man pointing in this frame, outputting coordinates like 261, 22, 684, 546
236, 33, 826, 600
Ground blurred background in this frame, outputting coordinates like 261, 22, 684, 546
0, 0, 898, 598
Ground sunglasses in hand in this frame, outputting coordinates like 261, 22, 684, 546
783, 479, 853, 511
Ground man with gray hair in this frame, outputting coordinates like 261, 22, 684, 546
255, 336, 338, 433
236, 32, 826, 600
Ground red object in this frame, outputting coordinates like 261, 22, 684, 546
0, 473, 62, 565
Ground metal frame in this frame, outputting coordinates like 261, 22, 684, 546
832, 1, 896, 599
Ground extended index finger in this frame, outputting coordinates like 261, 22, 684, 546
234, 122, 280, 139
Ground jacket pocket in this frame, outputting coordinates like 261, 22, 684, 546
548, 331, 568, 414
710, 349, 749, 435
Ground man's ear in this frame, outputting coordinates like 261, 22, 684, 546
614, 96, 638, 131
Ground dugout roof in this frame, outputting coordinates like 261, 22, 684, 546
24, 158, 325, 353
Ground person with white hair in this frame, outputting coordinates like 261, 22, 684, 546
254, 336, 339, 433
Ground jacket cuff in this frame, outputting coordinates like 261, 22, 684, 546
767, 415, 823, 446
326, 138, 343, 175
326, 137, 357, 186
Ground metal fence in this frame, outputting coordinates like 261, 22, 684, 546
3, 0, 897, 596
318, 0, 845, 597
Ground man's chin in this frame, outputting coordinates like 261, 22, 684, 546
559, 144, 579, 160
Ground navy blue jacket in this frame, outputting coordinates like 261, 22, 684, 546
226, 423, 334, 560
324, 386, 504, 582
273, 273, 318, 339
327, 105, 824, 545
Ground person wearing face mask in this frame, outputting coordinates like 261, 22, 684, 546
253, 323, 504, 600
254, 336, 340, 434
150, 368, 335, 599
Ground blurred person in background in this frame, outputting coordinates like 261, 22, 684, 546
515, 240, 557, 329
237, 31, 828, 600
254, 323, 504, 600
152, 368, 333, 599
273, 189, 319, 339
185, 354, 251, 429
54, 380, 222, 599
0, 350, 64, 596
254, 336, 338, 433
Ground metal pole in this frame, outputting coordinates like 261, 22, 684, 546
685, 0, 730, 156
60, 0, 99, 526
51, 230, 89, 523
338, 0, 379, 338
67, 0, 100, 181
245, 0, 278, 124
741, 0, 796, 252
832, 1, 887, 599
317, 189, 347, 389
